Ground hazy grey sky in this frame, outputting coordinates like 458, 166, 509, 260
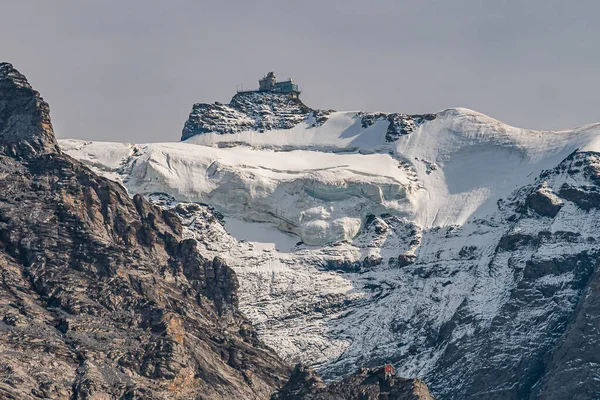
2, 1, 599, 142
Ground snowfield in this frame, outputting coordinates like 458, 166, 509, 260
60, 105, 600, 399
61, 107, 600, 235
62, 139, 413, 245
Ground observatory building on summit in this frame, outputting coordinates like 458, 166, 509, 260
239, 72, 301, 98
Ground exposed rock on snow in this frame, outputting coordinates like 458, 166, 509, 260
357, 112, 437, 142
558, 183, 600, 210
182, 91, 329, 140
526, 184, 564, 217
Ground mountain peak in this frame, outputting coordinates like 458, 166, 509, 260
0, 63, 30, 89
0, 62, 58, 157
181, 90, 319, 141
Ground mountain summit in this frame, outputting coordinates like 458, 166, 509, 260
182, 91, 315, 140
181, 72, 436, 143
0, 62, 58, 157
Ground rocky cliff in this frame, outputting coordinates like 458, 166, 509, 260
0, 62, 291, 399
181, 91, 322, 141
181, 91, 436, 144
0, 63, 58, 157
273, 365, 434, 400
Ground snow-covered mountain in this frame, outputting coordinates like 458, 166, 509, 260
60, 91, 600, 399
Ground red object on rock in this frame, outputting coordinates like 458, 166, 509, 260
384, 364, 395, 377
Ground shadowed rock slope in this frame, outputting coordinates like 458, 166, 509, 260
0, 62, 290, 399
272, 365, 435, 400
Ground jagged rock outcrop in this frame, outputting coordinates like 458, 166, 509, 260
271, 365, 327, 399
358, 112, 436, 142
181, 90, 434, 144
272, 365, 435, 400
0, 63, 59, 157
526, 185, 563, 217
182, 91, 331, 140
0, 62, 290, 399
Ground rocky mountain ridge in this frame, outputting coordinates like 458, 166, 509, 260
181, 91, 321, 141
0, 63, 58, 157
181, 90, 437, 144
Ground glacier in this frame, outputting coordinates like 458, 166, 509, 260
60, 93, 600, 399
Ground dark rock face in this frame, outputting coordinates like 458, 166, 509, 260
558, 183, 600, 211
323, 259, 362, 273
497, 233, 537, 251
533, 260, 600, 400
272, 365, 435, 400
0, 63, 59, 157
271, 365, 327, 399
385, 114, 436, 142
181, 91, 330, 140
358, 112, 436, 142
0, 63, 289, 399
390, 254, 416, 268
181, 91, 435, 143
526, 185, 563, 217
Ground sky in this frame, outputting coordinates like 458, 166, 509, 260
1, 0, 599, 142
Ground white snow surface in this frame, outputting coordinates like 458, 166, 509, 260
62, 108, 600, 239
63, 137, 412, 245
60, 107, 600, 396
